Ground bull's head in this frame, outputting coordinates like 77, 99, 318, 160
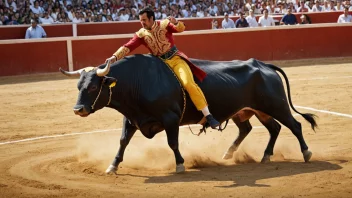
59, 61, 117, 117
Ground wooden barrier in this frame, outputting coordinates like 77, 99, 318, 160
0, 40, 68, 76
0, 23, 351, 77
0, 24, 73, 40
0, 11, 346, 40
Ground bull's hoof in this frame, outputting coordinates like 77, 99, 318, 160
303, 150, 312, 163
105, 165, 118, 175
222, 152, 233, 160
261, 154, 271, 163
176, 164, 185, 174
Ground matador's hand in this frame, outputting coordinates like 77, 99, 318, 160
105, 55, 117, 64
168, 16, 178, 24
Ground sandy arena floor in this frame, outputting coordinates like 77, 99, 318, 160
0, 59, 352, 198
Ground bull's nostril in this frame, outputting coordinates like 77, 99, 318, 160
73, 106, 84, 114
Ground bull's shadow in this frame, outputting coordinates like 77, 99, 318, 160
123, 160, 344, 188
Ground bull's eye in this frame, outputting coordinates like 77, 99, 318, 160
89, 85, 98, 92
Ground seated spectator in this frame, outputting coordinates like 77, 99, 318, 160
222, 12, 235, 29
72, 11, 84, 23
25, 18, 47, 39
40, 11, 54, 24
246, 9, 259, 28
196, 5, 204, 17
208, 2, 218, 17
275, 1, 287, 14
280, 8, 297, 25
258, 9, 275, 27
211, 18, 219, 29
335, 1, 344, 11
300, 14, 312, 24
337, 6, 352, 23
118, 8, 129, 21
347, 1, 352, 11
311, 0, 323, 12
289, 2, 298, 13
322, 0, 332, 11
235, 12, 249, 28
297, 0, 310, 12
330, 0, 337, 11
30, 1, 45, 17
6, 14, 18, 25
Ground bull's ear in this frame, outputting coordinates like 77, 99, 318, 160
104, 77, 117, 88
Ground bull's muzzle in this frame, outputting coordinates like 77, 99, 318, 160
73, 105, 89, 117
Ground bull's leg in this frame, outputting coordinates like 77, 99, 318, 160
222, 119, 253, 160
106, 116, 137, 174
270, 111, 312, 163
255, 115, 282, 163
163, 115, 185, 173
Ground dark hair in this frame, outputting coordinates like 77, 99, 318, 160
138, 7, 155, 20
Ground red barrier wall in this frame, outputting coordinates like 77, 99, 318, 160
72, 38, 149, 68
1, 24, 351, 77
0, 11, 346, 40
0, 24, 73, 40
0, 41, 68, 76
70, 24, 352, 69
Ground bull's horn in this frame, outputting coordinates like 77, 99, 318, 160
96, 60, 111, 77
59, 67, 95, 77
59, 67, 84, 77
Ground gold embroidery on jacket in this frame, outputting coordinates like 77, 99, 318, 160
138, 20, 171, 56
173, 21, 185, 32
113, 46, 130, 60
160, 19, 170, 29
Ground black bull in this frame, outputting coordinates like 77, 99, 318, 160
59, 54, 317, 174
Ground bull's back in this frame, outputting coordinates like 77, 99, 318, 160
109, 54, 184, 112
180, 58, 268, 124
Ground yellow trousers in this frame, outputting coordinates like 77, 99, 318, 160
164, 55, 208, 110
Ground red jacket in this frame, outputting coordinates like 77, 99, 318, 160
113, 19, 207, 82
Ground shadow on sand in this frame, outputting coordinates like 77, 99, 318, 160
121, 160, 345, 188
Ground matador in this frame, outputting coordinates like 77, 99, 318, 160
105, 7, 220, 129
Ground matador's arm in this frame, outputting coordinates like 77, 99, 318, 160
113, 34, 143, 60
166, 19, 186, 33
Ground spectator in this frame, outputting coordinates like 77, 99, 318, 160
335, 1, 344, 10
235, 12, 249, 28
221, 12, 235, 29
211, 18, 218, 29
322, 0, 332, 11
311, 0, 323, 12
72, 11, 84, 23
246, 9, 258, 28
330, 0, 337, 11
196, 5, 204, 17
258, 9, 275, 27
208, 2, 218, 16
300, 14, 312, 24
275, 0, 287, 14
337, 6, 352, 23
25, 18, 47, 39
346, 1, 352, 11
280, 8, 297, 25
39, 11, 54, 24
31, 1, 45, 17
297, 0, 310, 12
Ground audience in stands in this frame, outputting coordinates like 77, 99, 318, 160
0, 0, 351, 27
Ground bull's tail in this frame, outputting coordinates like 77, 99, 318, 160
267, 64, 318, 131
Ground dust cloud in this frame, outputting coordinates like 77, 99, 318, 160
74, 124, 330, 173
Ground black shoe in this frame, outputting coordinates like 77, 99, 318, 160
206, 114, 220, 129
